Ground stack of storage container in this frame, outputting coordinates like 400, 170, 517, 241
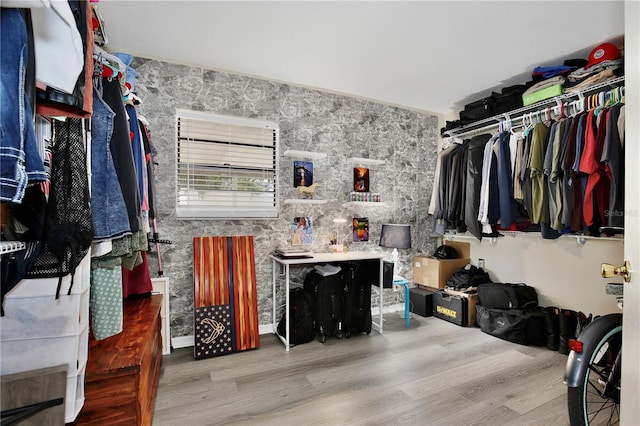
0, 252, 91, 423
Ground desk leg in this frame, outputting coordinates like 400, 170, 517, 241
370, 259, 384, 334
272, 260, 291, 351
284, 264, 290, 351
272, 259, 277, 335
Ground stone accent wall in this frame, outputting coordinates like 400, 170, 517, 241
130, 57, 439, 338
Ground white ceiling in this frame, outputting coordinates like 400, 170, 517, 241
96, 0, 625, 115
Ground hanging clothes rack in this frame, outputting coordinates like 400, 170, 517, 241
443, 76, 625, 139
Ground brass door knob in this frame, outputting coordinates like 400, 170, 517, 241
601, 261, 631, 283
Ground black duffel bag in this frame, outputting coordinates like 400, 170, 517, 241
476, 305, 546, 346
459, 97, 493, 124
477, 282, 538, 309
446, 264, 492, 290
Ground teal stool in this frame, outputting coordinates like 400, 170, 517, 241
393, 278, 411, 328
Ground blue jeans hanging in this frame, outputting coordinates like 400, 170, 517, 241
0, 8, 47, 202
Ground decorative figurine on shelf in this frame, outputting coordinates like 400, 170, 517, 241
296, 182, 320, 199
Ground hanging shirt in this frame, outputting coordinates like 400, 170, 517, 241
31, 1, 84, 94
519, 131, 535, 221
552, 117, 573, 231
447, 143, 468, 227
561, 117, 579, 228
579, 109, 610, 229
513, 134, 525, 202
477, 133, 500, 229
529, 122, 551, 224
601, 103, 624, 228
429, 146, 452, 215
570, 113, 588, 232
497, 131, 518, 229
543, 121, 559, 227
464, 133, 493, 240
549, 119, 567, 230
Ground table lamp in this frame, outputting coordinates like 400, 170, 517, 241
379, 223, 411, 279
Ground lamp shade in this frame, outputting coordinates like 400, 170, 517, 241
379, 224, 411, 249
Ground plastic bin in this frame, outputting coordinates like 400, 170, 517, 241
1, 322, 89, 376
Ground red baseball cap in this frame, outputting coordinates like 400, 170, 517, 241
585, 42, 621, 69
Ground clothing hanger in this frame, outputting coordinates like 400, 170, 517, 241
524, 112, 535, 134
567, 99, 577, 117
93, 53, 120, 80
554, 99, 567, 120
505, 114, 514, 133
575, 92, 585, 114
98, 60, 119, 79
93, 45, 126, 80
589, 95, 598, 111
594, 91, 607, 116
609, 87, 619, 106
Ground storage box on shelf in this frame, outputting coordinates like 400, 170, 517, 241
522, 83, 563, 106
413, 241, 470, 290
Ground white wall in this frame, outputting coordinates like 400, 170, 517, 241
447, 234, 623, 316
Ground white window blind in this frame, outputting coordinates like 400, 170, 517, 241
176, 109, 279, 219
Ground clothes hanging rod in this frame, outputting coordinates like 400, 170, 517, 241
443, 76, 625, 138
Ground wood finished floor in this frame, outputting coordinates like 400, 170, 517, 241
153, 313, 570, 426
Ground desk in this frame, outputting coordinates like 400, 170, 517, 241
270, 252, 384, 351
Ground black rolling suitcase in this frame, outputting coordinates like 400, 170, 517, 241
304, 268, 344, 343
343, 263, 373, 337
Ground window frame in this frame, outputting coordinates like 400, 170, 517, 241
175, 109, 279, 219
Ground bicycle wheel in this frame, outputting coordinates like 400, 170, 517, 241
567, 324, 622, 426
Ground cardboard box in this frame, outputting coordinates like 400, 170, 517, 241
409, 287, 434, 317
413, 241, 470, 289
444, 288, 479, 326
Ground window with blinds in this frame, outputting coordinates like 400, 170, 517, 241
176, 110, 279, 219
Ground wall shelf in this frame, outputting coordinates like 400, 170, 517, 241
347, 201, 387, 206
443, 230, 623, 246
283, 150, 327, 160
347, 157, 386, 166
443, 76, 625, 138
283, 199, 328, 205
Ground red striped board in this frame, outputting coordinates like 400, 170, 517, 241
193, 236, 260, 359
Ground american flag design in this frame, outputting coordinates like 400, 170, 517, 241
193, 236, 260, 359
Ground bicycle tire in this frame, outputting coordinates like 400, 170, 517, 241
567, 323, 622, 426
